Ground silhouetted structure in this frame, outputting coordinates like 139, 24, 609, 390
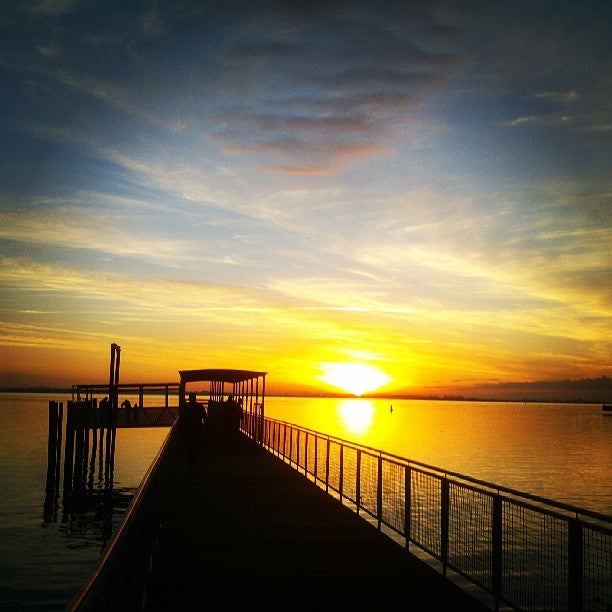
44, 397, 121, 549
44, 400, 63, 523
178, 368, 266, 444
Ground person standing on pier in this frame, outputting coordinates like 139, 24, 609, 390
180, 392, 207, 467
224, 394, 242, 435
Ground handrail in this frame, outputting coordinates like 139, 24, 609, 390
67, 420, 180, 611
248, 415, 611, 612
262, 416, 611, 523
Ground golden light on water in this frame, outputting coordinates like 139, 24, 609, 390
317, 362, 391, 396
337, 399, 375, 435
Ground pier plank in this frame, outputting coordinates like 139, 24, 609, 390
145, 432, 489, 610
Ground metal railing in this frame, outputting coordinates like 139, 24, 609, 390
67, 420, 180, 611
246, 415, 611, 612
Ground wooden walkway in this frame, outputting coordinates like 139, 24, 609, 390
144, 431, 490, 610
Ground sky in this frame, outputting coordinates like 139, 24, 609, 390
0, 1, 610, 398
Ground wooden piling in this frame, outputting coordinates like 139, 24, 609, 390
44, 401, 63, 522
63, 401, 76, 507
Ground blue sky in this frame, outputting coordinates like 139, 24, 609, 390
0, 1, 609, 395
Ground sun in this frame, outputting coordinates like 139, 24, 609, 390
317, 362, 391, 396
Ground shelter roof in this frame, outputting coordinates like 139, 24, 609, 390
179, 368, 267, 384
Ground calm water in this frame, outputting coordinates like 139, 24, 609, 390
0, 393, 609, 609
264, 397, 611, 515
0, 393, 169, 609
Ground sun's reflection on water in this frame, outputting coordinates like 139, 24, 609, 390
337, 399, 374, 436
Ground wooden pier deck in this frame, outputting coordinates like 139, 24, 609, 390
144, 431, 490, 610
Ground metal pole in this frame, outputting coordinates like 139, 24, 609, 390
377, 454, 383, 531
404, 466, 411, 551
113, 344, 121, 411
356, 450, 361, 515
108, 345, 115, 406
325, 438, 330, 493
568, 518, 584, 612
492, 494, 502, 611
441, 478, 450, 578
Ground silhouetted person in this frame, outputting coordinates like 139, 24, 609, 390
224, 394, 242, 435
232, 396, 243, 432
121, 398, 132, 423
181, 392, 207, 467
99, 396, 110, 427
237, 397, 244, 428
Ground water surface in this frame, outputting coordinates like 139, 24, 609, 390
264, 397, 611, 514
0, 393, 609, 609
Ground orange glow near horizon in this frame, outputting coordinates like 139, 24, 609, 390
317, 362, 391, 396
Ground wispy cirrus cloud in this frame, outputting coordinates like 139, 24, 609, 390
0, 206, 197, 265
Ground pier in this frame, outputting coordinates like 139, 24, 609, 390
144, 431, 487, 609
62, 366, 610, 611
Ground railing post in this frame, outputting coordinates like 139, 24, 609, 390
304, 432, 308, 476
289, 424, 293, 467
313, 434, 318, 485
275, 421, 279, 456
404, 464, 411, 551
339, 444, 344, 502
356, 449, 361, 515
269, 419, 273, 452
377, 454, 383, 531
325, 438, 330, 493
441, 477, 449, 577
492, 494, 502, 611
568, 518, 584, 612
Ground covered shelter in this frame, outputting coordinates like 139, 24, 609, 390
178, 368, 267, 442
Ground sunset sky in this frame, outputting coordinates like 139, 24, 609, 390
0, 1, 609, 397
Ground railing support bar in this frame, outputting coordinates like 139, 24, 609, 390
492, 494, 502, 611
377, 454, 383, 531
441, 478, 449, 577
356, 450, 361, 515
339, 444, 344, 502
325, 438, 330, 493
404, 465, 411, 551
314, 435, 318, 485
568, 518, 584, 612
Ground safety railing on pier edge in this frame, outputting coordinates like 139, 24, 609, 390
242, 414, 611, 612
66, 419, 180, 611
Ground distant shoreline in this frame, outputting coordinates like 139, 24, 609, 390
0, 387, 605, 405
